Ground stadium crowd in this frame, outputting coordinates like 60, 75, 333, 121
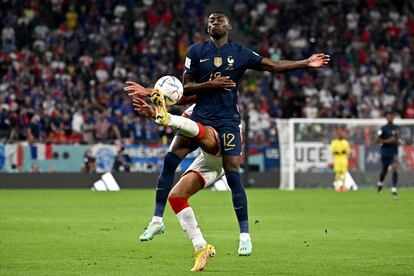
0, 0, 414, 146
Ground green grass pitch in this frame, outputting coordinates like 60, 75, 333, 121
1, 188, 413, 275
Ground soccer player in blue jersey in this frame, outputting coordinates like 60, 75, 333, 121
125, 11, 330, 256
179, 11, 329, 254
376, 111, 400, 199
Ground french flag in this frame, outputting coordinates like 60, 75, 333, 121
30, 143, 53, 160
5, 144, 24, 170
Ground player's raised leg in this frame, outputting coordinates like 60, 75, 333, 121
168, 172, 215, 272
141, 94, 219, 155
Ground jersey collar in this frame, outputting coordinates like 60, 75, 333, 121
207, 38, 230, 49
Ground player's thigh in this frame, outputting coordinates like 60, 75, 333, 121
381, 155, 392, 169
217, 126, 242, 171
391, 157, 398, 171
198, 126, 220, 156
217, 126, 242, 156
334, 162, 347, 174
169, 172, 204, 198
168, 135, 198, 158
184, 151, 224, 188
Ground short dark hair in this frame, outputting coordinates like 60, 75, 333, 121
210, 11, 230, 22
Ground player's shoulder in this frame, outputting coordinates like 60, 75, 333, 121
228, 41, 255, 53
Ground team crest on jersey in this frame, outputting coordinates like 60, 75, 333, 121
214, 57, 222, 67
226, 56, 234, 70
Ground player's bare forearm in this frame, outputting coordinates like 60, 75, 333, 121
183, 73, 235, 96
124, 81, 152, 98
256, 54, 330, 73
176, 95, 197, 106
256, 58, 309, 73
382, 136, 398, 144
132, 98, 156, 119
183, 81, 215, 96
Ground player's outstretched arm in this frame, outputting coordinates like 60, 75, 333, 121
182, 73, 236, 96
255, 54, 330, 73
123, 81, 152, 98
176, 95, 198, 106
132, 98, 156, 119
381, 136, 398, 144
125, 80, 197, 105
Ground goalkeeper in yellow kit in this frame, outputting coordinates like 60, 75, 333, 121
329, 129, 351, 192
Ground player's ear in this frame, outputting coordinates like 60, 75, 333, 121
228, 23, 232, 31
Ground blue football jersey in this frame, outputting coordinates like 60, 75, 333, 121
378, 124, 399, 156
184, 39, 263, 128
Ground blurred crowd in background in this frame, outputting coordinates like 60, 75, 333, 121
1, 0, 414, 147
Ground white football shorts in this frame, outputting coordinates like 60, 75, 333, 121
183, 149, 225, 187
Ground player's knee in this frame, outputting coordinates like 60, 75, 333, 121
167, 148, 188, 159
223, 158, 240, 171
199, 127, 219, 154
168, 196, 189, 214
168, 137, 192, 158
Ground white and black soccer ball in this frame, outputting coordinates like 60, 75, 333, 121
154, 75, 184, 106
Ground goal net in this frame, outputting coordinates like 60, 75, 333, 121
276, 118, 414, 190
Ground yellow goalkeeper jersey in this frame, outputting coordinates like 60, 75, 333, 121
330, 138, 350, 164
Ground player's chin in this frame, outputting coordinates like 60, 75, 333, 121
209, 30, 223, 39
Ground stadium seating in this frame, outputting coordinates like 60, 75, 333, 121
1, 0, 413, 147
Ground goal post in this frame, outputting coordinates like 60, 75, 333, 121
276, 118, 414, 190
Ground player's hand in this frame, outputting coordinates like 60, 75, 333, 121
210, 76, 236, 91
132, 97, 156, 118
307, 53, 330, 68
124, 81, 152, 98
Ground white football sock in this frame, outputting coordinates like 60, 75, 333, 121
377, 181, 383, 187
391, 187, 397, 193
168, 114, 200, 138
240, 233, 251, 242
150, 216, 162, 224
176, 207, 206, 251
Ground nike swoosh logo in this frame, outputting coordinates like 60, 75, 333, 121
224, 147, 234, 151
234, 206, 243, 210
200, 59, 209, 63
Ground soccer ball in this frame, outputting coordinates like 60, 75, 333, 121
154, 75, 184, 106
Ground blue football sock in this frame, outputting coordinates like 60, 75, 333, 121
225, 170, 249, 233
380, 166, 387, 182
392, 172, 398, 188
153, 152, 182, 217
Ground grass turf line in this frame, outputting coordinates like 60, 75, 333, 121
0, 189, 413, 275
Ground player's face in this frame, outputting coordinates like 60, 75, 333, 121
207, 13, 231, 39
386, 113, 394, 124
